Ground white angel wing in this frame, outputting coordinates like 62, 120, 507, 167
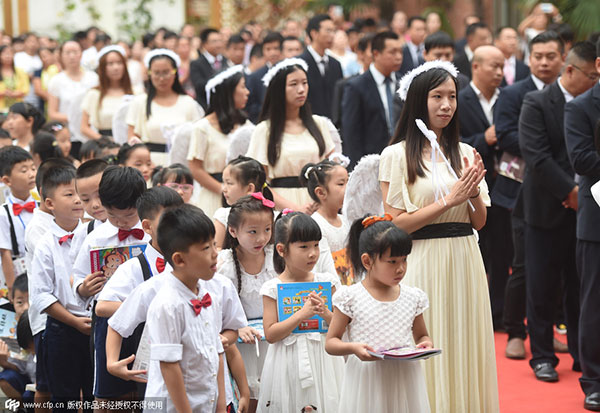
324, 117, 343, 153
167, 122, 194, 166
111, 95, 134, 145
342, 154, 384, 223
67, 91, 88, 142
226, 123, 256, 164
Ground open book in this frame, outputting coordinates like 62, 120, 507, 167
368, 347, 442, 361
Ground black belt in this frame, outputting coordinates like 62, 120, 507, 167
98, 129, 112, 136
146, 143, 168, 152
411, 223, 473, 240
270, 176, 301, 188
210, 173, 223, 182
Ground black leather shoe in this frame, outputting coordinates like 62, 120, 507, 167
585, 392, 600, 411
533, 362, 558, 382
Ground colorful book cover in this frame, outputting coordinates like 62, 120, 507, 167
367, 347, 442, 361
276, 282, 332, 334
90, 244, 147, 278
0, 308, 17, 339
237, 318, 265, 343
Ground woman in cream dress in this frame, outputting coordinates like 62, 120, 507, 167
379, 64, 499, 413
246, 59, 334, 212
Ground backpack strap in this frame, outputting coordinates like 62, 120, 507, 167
2, 204, 19, 257
87, 220, 95, 234
136, 253, 152, 281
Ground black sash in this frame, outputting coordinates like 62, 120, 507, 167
270, 176, 302, 188
411, 223, 473, 240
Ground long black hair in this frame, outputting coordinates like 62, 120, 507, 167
259, 64, 325, 166
390, 68, 462, 184
146, 54, 186, 119
273, 211, 322, 274
223, 194, 275, 293
206, 72, 247, 135
348, 215, 412, 275
299, 159, 340, 203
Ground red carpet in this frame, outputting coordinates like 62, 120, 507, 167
495, 332, 588, 412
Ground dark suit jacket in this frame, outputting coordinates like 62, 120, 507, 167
500, 59, 530, 87
518, 81, 576, 229
190, 53, 229, 110
244, 65, 269, 123
453, 51, 472, 79
299, 49, 343, 119
458, 84, 499, 188
564, 82, 600, 242
492, 75, 538, 210
398, 45, 425, 76
331, 75, 353, 131
341, 70, 399, 168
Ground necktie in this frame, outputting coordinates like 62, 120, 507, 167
504, 59, 514, 85
117, 228, 145, 241
213, 58, 221, 71
58, 234, 74, 245
384, 77, 395, 137
190, 293, 212, 316
156, 257, 165, 273
13, 202, 36, 216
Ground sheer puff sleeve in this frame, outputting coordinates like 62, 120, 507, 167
380, 142, 419, 213
332, 286, 353, 318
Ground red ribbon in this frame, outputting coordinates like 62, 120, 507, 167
190, 293, 212, 316
12, 202, 36, 216
117, 228, 145, 241
58, 234, 74, 245
155, 257, 165, 273
250, 192, 275, 209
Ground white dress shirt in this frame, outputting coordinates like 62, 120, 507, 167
557, 77, 574, 103
30, 220, 90, 318
469, 81, 500, 125
0, 193, 37, 256
531, 74, 546, 91
406, 40, 423, 65
69, 218, 105, 265
145, 272, 224, 413
307, 45, 329, 76
369, 64, 397, 131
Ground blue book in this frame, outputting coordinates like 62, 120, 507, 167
237, 319, 265, 343
276, 281, 332, 334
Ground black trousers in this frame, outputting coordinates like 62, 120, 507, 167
479, 204, 513, 328
525, 219, 579, 369
577, 239, 600, 395
503, 214, 527, 339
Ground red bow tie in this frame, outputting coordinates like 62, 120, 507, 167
58, 233, 74, 245
13, 202, 36, 216
117, 228, 145, 241
156, 257, 165, 273
190, 293, 212, 316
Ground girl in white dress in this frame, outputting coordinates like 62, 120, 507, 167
246, 58, 335, 213
299, 159, 352, 285
81, 45, 133, 140
188, 65, 252, 218
218, 192, 276, 412
214, 156, 267, 248
326, 215, 432, 413
258, 211, 344, 413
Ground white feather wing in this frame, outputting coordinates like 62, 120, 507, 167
342, 154, 384, 223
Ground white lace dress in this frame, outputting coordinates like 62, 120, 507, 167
257, 272, 345, 413
311, 212, 353, 285
333, 282, 431, 413
217, 245, 277, 398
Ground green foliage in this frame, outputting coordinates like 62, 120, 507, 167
558, 0, 600, 41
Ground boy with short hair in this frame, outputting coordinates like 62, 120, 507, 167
71, 165, 149, 405
0, 146, 37, 295
145, 204, 226, 412
29, 164, 93, 407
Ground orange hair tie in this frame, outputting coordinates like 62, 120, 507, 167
361, 213, 393, 229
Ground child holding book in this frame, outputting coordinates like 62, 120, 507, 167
325, 215, 432, 412
258, 211, 344, 413
71, 165, 149, 407
219, 192, 276, 411
29, 164, 93, 408
144, 204, 226, 412
0, 146, 37, 295
299, 159, 352, 285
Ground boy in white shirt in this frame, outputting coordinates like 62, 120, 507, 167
144, 204, 226, 413
71, 165, 149, 404
29, 164, 92, 407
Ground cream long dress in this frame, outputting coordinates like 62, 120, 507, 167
379, 141, 500, 413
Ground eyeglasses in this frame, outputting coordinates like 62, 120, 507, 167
164, 182, 193, 193
148, 68, 177, 79
572, 64, 600, 81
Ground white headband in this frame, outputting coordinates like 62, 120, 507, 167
205, 65, 244, 106
262, 58, 308, 87
143, 48, 181, 69
397, 60, 459, 101
96, 45, 126, 66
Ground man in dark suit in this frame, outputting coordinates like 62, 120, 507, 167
341, 31, 403, 168
494, 26, 530, 86
453, 22, 492, 79
244, 31, 283, 123
495, 31, 565, 369
519, 41, 597, 384
458, 44, 510, 346
423, 31, 470, 91
397, 16, 426, 76
190, 28, 227, 110
298, 14, 343, 119
564, 39, 600, 412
